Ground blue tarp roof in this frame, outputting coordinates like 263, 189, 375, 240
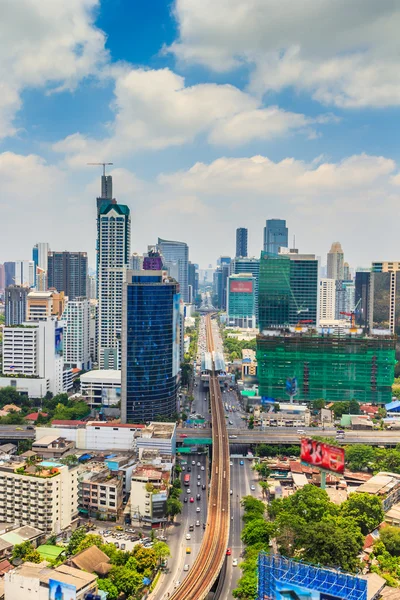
386, 400, 400, 411
78, 453, 92, 462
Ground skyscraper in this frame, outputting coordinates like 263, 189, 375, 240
263, 219, 288, 254
4, 262, 15, 288
258, 250, 319, 330
319, 279, 336, 321
62, 297, 91, 370
48, 252, 88, 300
355, 271, 371, 328
121, 270, 180, 423
32, 242, 49, 289
188, 262, 198, 304
14, 261, 35, 287
231, 257, 260, 323
143, 249, 163, 271
335, 280, 355, 319
0, 264, 5, 293
5, 285, 28, 325
236, 228, 248, 258
227, 274, 256, 328
327, 242, 344, 280
157, 238, 189, 302
97, 175, 131, 369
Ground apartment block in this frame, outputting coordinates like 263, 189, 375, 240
80, 470, 123, 520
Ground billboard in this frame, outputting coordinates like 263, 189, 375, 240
101, 387, 121, 406
49, 579, 76, 600
230, 280, 253, 293
55, 327, 63, 357
300, 438, 345, 474
258, 554, 367, 600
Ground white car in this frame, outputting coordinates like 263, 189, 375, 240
174, 581, 181, 588
197, 462, 201, 466
230, 462, 233, 466
192, 461, 196, 465
196, 507, 200, 512
186, 533, 191, 540
184, 564, 189, 571
232, 558, 238, 567
251, 485, 256, 491
201, 466, 205, 471
187, 488, 191, 494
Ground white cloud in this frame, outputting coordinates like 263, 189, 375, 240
168, 0, 400, 108
0, 0, 107, 138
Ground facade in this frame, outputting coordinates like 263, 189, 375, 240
258, 250, 319, 330
327, 241, 344, 280
130, 466, 169, 524
231, 257, 260, 322
87, 274, 97, 300
235, 227, 248, 258
263, 219, 288, 254
5, 285, 28, 325
136, 422, 176, 458
335, 280, 355, 319
227, 274, 256, 328
48, 251, 88, 300
188, 261, 198, 304
32, 242, 49, 289
157, 238, 189, 302
97, 181, 131, 369
14, 260, 35, 288
257, 331, 396, 403
80, 470, 123, 520
241, 348, 258, 383
215, 259, 231, 310
143, 249, 163, 271
130, 252, 143, 270
344, 261, 351, 280
0, 459, 79, 532
370, 261, 400, 336
27, 290, 65, 321
0, 263, 4, 293
80, 369, 121, 407
319, 278, 336, 321
355, 271, 371, 328
121, 270, 180, 423
62, 297, 91, 370
4, 262, 15, 288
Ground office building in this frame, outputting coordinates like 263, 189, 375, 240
215, 258, 231, 311
370, 261, 400, 336
5, 285, 28, 325
62, 297, 91, 370
4, 262, 15, 288
143, 249, 163, 271
14, 260, 35, 287
2, 319, 65, 395
27, 290, 65, 321
344, 262, 351, 281
263, 219, 288, 254
130, 252, 143, 271
236, 227, 248, 258
258, 250, 319, 330
257, 330, 396, 403
97, 174, 131, 369
227, 274, 256, 328
80, 369, 121, 407
355, 271, 371, 328
319, 279, 336, 322
335, 280, 355, 319
157, 238, 189, 302
32, 242, 50, 289
327, 242, 345, 280
48, 251, 88, 300
232, 257, 260, 322
0, 264, 4, 292
121, 270, 180, 423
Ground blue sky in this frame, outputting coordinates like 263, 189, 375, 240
2, 0, 400, 268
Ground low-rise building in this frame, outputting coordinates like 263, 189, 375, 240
241, 349, 258, 384
80, 369, 121, 407
80, 469, 123, 521
130, 465, 170, 525
32, 436, 75, 459
356, 472, 400, 512
136, 422, 176, 459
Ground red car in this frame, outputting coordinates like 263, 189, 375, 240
190, 497, 194, 503
226, 548, 232, 555
180, 434, 188, 438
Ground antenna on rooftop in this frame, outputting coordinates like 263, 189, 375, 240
87, 162, 113, 176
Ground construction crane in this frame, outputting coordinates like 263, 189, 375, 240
87, 162, 113, 175
340, 298, 362, 331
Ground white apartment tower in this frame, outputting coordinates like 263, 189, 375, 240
62, 297, 91, 370
319, 278, 336, 321
96, 173, 131, 369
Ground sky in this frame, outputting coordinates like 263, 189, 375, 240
2, 0, 400, 269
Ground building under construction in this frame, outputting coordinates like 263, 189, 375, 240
257, 330, 396, 404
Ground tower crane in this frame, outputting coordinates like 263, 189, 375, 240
340, 297, 362, 331
87, 162, 113, 175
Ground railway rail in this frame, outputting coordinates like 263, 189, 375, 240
170, 315, 230, 600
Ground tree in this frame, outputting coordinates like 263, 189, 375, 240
24, 549, 42, 563
241, 519, 274, 546
172, 478, 182, 489
259, 481, 270, 500
345, 445, 376, 471
349, 400, 361, 415
76, 534, 104, 554
332, 401, 350, 419
67, 527, 87, 555
60, 454, 78, 466
165, 497, 182, 520
379, 526, 400, 556
312, 399, 326, 410
109, 565, 142, 596
132, 545, 157, 573
152, 541, 171, 563
97, 579, 119, 600
241, 496, 265, 516
232, 571, 258, 599
248, 416, 254, 430
271, 485, 337, 523
12, 541, 37, 561
255, 463, 270, 480
340, 492, 384, 535
175, 464, 182, 474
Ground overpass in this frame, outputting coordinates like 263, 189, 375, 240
0, 427, 35, 442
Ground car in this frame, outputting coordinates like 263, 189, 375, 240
184, 497, 188, 503
240, 460, 244, 465
192, 461, 196, 465
186, 547, 191, 554
230, 489, 233, 495
197, 462, 201, 466
175, 580, 182, 587
187, 488, 191, 493
190, 497, 194, 503
197, 474, 201, 479
251, 485, 256, 491
297, 429, 305, 435
202, 484, 206, 490
230, 461, 233, 466
114, 542, 119, 548
180, 434, 188, 438
121, 543, 126, 550
186, 533, 191, 540
232, 558, 238, 567
197, 481, 201, 487
229, 420, 233, 425
229, 435, 237, 439
189, 524, 194, 531
184, 564, 190, 571
182, 466, 186, 471
196, 520, 200, 526
196, 507, 200, 513
130, 535, 140, 541
201, 466, 205, 471
196, 494, 201, 500
203, 522, 206, 530
157, 535, 167, 541
187, 467, 191, 472
226, 548, 232, 555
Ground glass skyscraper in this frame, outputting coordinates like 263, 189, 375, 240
48, 252, 88, 300
263, 219, 288, 254
121, 270, 180, 423
231, 257, 260, 323
157, 238, 189, 302
235, 227, 248, 258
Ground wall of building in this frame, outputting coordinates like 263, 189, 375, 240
0, 377, 49, 398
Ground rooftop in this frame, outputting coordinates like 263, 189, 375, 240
80, 369, 121, 382
356, 472, 400, 496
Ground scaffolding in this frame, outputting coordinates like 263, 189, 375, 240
256, 331, 396, 403
258, 553, 367, 600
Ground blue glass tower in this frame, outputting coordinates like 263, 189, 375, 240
121, 270, 180, 423
263, 219, 288, 255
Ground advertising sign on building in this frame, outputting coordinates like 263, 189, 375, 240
49, 579, 76, 600
230, 280, 253, 293
55, 327, 63, 357
300, 438, 345, 474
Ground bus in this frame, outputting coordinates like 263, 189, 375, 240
184, 474, 190, 486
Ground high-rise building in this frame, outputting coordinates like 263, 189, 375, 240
62, 297, 91, 370
215, 257, 231, 310
121, 270, 180, 423
87, 275, 97, 300
0, 264, 4, 293
335, 280, 355, 319
32, 242, 50, 289
263, 219, 288, 255
227, 274, 256, 328
231, 257, 260, 322
327, 242, 344, 280
14, 260, 35, 287
319, 279, 336, 322
130, 253, 143, 271
344, 262, 351, 281
4, 262, 15, 288
5, 285, 28, 325
143, 249, 163, 271
48, 252, 88, 300
97, 174, 131, 369
27, 290, 65, 321
258, 250, 319, 330
355, 271, 371, 328
236, 227, 248, 258
370, 261, 400, 336
157, 238, 189, 302
188, 262, 198, 304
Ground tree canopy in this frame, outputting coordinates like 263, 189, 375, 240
340, 492, 384, 535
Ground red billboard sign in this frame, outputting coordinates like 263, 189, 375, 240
230, 280, 253, 293
300, 438, 345, 474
